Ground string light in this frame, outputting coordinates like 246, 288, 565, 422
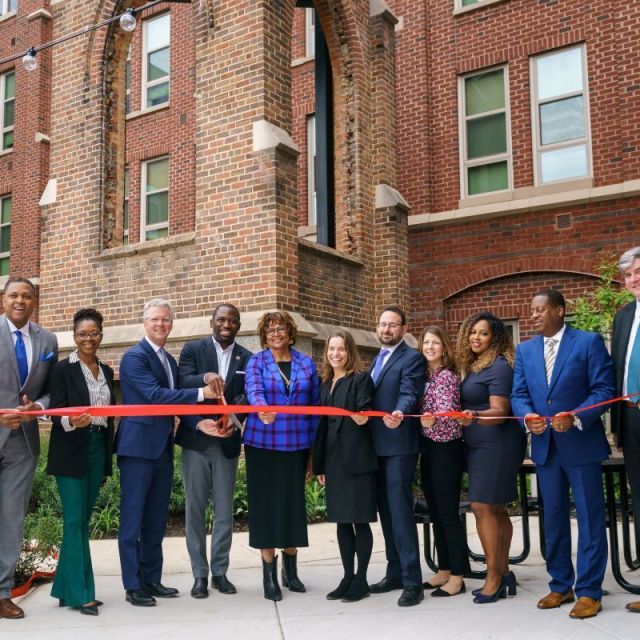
21, 48, 37, 73
119, 9, 138, 33
0, 1, 193, 70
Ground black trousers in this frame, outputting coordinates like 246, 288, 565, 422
622, 406, 640, 540
420, 436, 470, 576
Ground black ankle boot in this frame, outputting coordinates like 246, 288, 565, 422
341, 576, 370, 602
281, 550, 306, 593
262, 556, 283, 601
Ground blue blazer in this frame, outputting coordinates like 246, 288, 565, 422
115, 339, 199, 460
368, 341, 425, 457
511, 325, 614, 467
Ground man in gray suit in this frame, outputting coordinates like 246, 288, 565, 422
0, 277, 57, 619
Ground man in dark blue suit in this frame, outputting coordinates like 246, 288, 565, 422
511, 289, 614, 620
368, 306, 425, 607
116, 299, 217, 607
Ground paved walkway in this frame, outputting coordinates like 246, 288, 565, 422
2, 517, 639, 640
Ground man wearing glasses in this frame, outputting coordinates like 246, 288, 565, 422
368, 306, 425, 606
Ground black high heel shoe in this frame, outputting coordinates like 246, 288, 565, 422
473, 572, 515, 597
473, 579, 507, 604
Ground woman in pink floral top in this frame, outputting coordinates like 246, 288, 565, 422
419, 326, 470, 597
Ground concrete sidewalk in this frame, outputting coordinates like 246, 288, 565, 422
3, 517, 639, 640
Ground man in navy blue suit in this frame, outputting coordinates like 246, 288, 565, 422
511, 289, 614, 620
367, 306, 425, 607
116, 299, 217, 607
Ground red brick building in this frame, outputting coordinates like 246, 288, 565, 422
1, 0, 638, 361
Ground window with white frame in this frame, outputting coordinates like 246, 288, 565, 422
0, 195, 11, 276
455, 0, 500, 9
504, 319, 520, 346
305, 8, 315, 59
531, 45, 590, 185
125, 45, 131, 115
460, 66, 511, 196
306, 114, 316, 226
123, 168, 130, 245
1, 71, 15, 151
0, 1, 17, 17
143, 13, 170, 109
142, 157, 169, 241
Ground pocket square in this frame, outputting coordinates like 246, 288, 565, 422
39, 352, 55, 361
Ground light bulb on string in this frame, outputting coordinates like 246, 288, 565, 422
119, 9, 137, 32
22, 48, 37, 72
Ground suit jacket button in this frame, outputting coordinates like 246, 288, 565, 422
547, 400, 552, 405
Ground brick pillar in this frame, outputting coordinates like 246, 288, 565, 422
194, 0, 300, 311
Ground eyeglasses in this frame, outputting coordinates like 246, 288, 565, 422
146, 318, 172, 324
377, 322, 402, 330
265, 326, 288, 336
74, 331, 103, 340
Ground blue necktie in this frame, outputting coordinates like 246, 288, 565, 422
627, 325, 640, 399
371, 349, 389, 384
159, 348, 174, 389
14, 330, 28, 387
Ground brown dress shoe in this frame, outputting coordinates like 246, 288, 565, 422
537, 589, 575, 609
625, 600, 640, 613
569, 597, 602, 619
0, 598, 25, 619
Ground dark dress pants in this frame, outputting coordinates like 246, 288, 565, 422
622, 406, 640, 541
376, 454, 422, 587
118, 442, 173, 590
420, 437, 470, 576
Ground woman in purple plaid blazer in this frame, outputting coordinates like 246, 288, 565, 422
243, 311, 320, 601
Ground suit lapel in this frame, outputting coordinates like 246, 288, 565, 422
265, 349, 289, 396
225, 344, 243, 390
140, 339, 170, 386
26, 323, 42, 388
549, 326, 576, 391
204, 337, 219, 373
0, 315, 20, 384
616, 304, 635, 368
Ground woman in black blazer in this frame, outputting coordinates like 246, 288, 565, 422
313, 330, 376, 603
46, 309, 115, 616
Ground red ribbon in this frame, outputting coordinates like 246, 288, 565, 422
0, 392, 638, 421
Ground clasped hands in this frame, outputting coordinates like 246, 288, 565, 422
0, 395, 41, 430
524, 412, 574, 435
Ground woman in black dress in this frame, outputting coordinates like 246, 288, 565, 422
455, 312, 526, 604
312, 330, 377, 603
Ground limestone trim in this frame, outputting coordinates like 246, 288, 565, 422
27, 9, 53, 21
369, 0, 398, 25
409, 179, 640, 228
99, 231, 196, 260
298, 237, 364, 267
375, 184, 410, 212
252, 119, 299, 155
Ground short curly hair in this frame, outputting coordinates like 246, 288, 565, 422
455, 311, 514, 377
73, 308, 104, 332
257, 311, 298, 349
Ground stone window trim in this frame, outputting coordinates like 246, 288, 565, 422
141, 155, 170, 242
458, 64, 512, 198
99, 231, 195, 261
453, 0, 509, 15
0, 0, 17, 21
1, 69, 15, 152
530, 43, 592, 186
123, 167, 130, 245
298, 236, 364, 269
142, 11, 171, 111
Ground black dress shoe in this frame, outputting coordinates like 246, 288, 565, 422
341, 577, 370, 602
398, 586, 424, 607
191, 578, 209, 599
431, 581, 466, 597
327, 577, 353, 600
211, 575, 237, 594
126, 589, 157, 607
144, 583, 179, 598
369, 576, 404, 594
78, 604, 99, 616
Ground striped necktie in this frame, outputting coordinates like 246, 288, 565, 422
544, 338, 557, 384
158, 348, 174, 389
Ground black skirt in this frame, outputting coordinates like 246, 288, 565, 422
245, 445, 309, 549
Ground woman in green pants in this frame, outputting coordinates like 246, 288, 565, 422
46, 308, 115, 616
